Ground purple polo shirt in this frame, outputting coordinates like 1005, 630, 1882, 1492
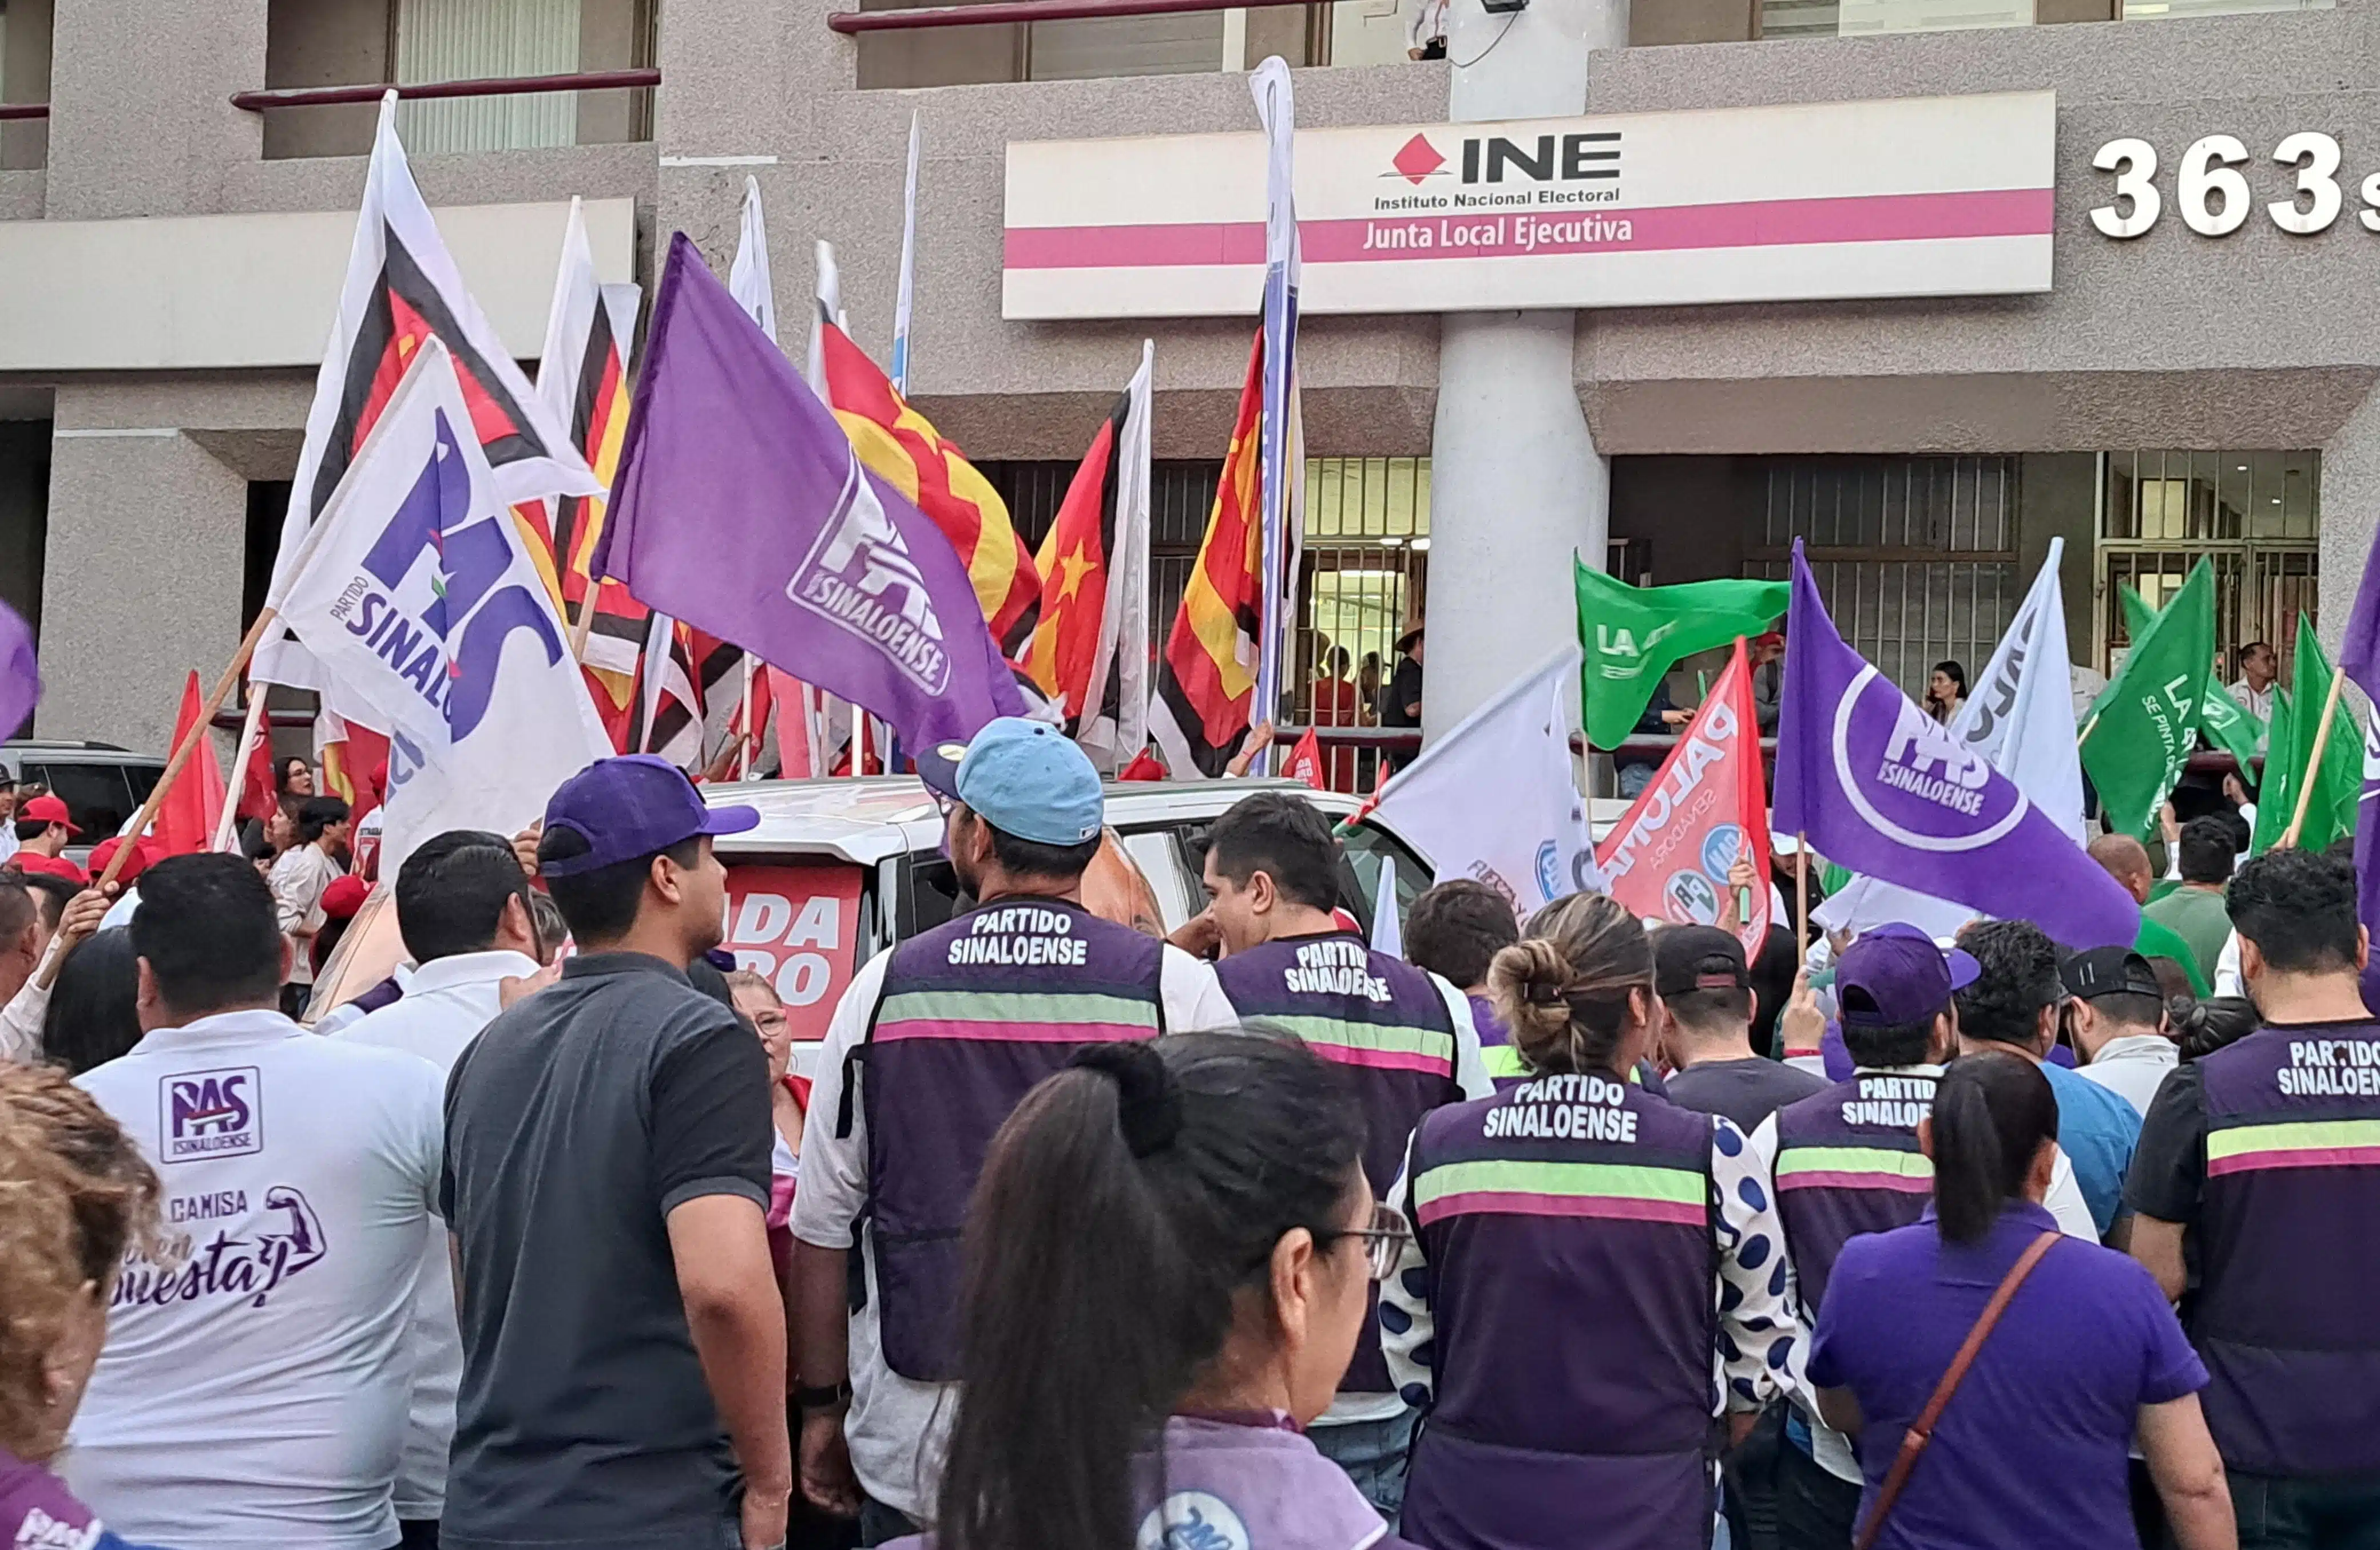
1807, 1201, 2206, 1550
0, 1446, 164, 1550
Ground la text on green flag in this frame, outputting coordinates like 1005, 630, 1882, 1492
2251, 615, 2361, 855
1573, 561, 1787, 750
2082, 558, 2213, 839
2121, 582, 2264, 774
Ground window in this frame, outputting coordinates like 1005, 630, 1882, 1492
396, 0, 582, 154
1763, 0, 2032, 37
1746, 456, 2020, 700
2121, 0, 2330, 17
2099, 450, 2319, 679
24, 762, 152, 844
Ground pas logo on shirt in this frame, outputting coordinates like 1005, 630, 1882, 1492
1136, 1493, 1250, 1550
13, 1506, 101, 1550
158, 1066, 261, 1162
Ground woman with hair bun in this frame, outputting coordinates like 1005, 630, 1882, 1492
895, 1030, 1426, 1550
1377, 891, 1808, 1550
0, 1063, 173, 1548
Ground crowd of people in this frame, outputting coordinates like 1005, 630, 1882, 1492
0, 711, 2372, 1550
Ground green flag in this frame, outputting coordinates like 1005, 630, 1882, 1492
2200, 678, 2266, 777
2082, 558, 2214, 840
2251, 616, 2362, 855
1574, 562, 1788, 750
2119, 582, 2263, 775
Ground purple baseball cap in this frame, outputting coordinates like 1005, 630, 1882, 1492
1836, 922, 1981, 1028
538, 754, 760, 877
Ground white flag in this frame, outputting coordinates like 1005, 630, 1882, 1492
1077, 340, 1155, 771
1371, 865, 1405, 956
255, 92, 598, 694
729, 175, 779, 344
271, 339, 612, 875
1815, 538, 2085, 939
891, 110, 922, 395
1367, 646, 1600, 917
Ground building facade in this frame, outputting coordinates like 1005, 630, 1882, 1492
0, 0, 2371, 757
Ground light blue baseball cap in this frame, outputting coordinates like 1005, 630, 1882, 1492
915, 717, 1104, 846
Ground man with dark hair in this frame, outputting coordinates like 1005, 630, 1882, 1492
339, 830, 544, 1546
65, 854, 442, 1550
2062, 947, 2177, 1118
1755, 925, 2096, 1550
1206, 788, 1488, 1512
269, 794, 351, 1018
11, 792, 76, 862
2228, 639, 2278, 729
1405, 877, 1524, 1088
2145, 815, 2236, 988
1655, 925, 1824, 1132
1955, 918, 2143, 1236
442, 758, 791, 1550
794, 720, 1232, 1541
2129, 845, 2380, 1540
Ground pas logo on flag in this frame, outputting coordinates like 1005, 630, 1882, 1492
787, 461, 953, 697
1840, 672, 2030, 850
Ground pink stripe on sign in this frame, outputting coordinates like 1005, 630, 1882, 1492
2207, 1144, 2380, 1177
1307, 1042, 1457, 1076
1005, 188, 2053, 271
874, 1019, 1158, 1045
1777, 1170, 1934, 1194
1415, 1190, 1705, 1228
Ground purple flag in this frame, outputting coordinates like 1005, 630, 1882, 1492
1773, 542, 2138, 950
598, 234, 1024, 755
0, 601, 37, 740
2335, 522, 2380, 1011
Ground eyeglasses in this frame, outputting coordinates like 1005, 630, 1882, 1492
1328, 1202, 1413, 1284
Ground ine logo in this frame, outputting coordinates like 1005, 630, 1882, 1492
1382, 129, 1624, 187
160, 1066, 261, 1163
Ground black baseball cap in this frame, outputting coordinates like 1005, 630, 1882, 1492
540, 755, 759, 877
2061, 946, 2162, 1003
1654, 925, 1750, 999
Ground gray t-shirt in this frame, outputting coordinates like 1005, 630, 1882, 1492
440, 952, 772, 1550
1662, 1055, 1829, 1133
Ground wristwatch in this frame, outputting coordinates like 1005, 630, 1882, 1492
794, 1379, 853, 1412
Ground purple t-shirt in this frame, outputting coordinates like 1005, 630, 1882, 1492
0, 1446, 162, 1550
1807, 1201, 2206, 1550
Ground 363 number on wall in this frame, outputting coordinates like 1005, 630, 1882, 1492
2091, 133, 2375, 239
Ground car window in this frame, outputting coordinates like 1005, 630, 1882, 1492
1340, 823, 1433, 933
26, 764, 136, 841
1118, 830, 1199, 932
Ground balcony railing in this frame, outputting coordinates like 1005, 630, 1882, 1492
0, 104, 48, 122
831, 0, 1309, 31
229, 69, 660, 113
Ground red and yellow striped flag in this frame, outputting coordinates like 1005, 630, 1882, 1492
815, 321, 1041, 655
1150, 331, 1266, 778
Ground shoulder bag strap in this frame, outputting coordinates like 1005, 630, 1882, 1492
1852, 1230, 2060, 1550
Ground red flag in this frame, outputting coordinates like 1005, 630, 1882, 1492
237, 699, 279, 825
1117, 750, 1167, 782
1151, 331, 1266, 778
154, 672, 228, 858
1282, 728, 1328, 791
1593, 641, 1773, 955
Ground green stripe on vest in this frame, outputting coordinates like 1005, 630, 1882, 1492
1413, 1157, 1705, 1208
1774, 1145, 1934, 1181
1268, 1012, 1454, 1060
2208, 1117, 2380, 1160
876, 989, 1165, 1027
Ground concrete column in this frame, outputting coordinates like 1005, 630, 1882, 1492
1422, 0, 1623, 735
44, 0, 265, 219
2319, 379, 2380, 661
40, 399, 249, 750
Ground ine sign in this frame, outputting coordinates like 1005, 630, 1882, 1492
1002, 91, 2055, 320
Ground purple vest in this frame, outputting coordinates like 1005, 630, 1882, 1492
1771, 1072, 1936, 1314
862, 898, 1165, 1382
2194, 1021, 2380, 1477
0, 1448, 125, 1550
1216, 931, 1461, 1395
1471, 992, 1528, 1093
1400, 1076, 1718, 1550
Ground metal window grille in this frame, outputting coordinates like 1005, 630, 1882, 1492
1746, 455, 2020, 698
2099, 449, 2320, 679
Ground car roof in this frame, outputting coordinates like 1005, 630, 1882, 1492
703, 775, 1370, 867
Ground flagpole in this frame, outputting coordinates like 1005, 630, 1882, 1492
1794, 832, 1809, 952
568, 598, 598, 665
736, 658, 756, 780
2280, 667, 2350, 848
890, 109, 921, 397
213, 691, 269, 853
2076, 711, 2100, 746
46, 606, 279, 986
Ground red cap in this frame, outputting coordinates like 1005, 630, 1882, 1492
20, 795, 78, 835
1753, 631, 1787, 651
321, 874, 371, 921
14, 853, 88, 884
86, 836, 154, 884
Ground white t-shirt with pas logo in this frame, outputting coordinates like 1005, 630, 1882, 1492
66, 1007, 444, 1550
